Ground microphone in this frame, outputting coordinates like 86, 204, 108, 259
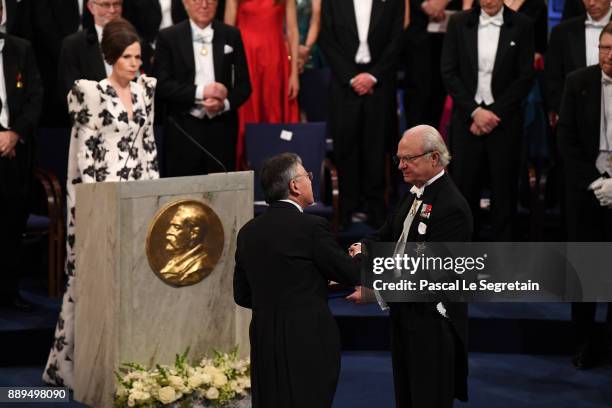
119, 116, 147, 182
167, 116, 228, 173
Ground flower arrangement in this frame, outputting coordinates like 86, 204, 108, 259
114, 347, 251, 407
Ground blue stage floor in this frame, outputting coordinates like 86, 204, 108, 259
2, 352, 611, 408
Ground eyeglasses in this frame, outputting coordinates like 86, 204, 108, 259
189, 0, 218, 4
599, 45, 612, 55
94, 1, 123, 10
393, 151, 433, 165
293, 171, 313, 181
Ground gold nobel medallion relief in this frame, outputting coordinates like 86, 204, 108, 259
146, 200, 224, 287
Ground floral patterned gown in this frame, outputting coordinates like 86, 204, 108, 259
43, 75, 159, 387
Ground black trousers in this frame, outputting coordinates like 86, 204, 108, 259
163, 113, 237, 177
566, 188, 612, 348
402, 32, 447, 129
328, 78, 393, 219
389, 304, 457, 408
0, 144, 30, 299
450, 109, 523, 241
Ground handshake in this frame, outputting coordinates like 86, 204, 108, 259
345, 242, 375, 304
588, 177, 612, 208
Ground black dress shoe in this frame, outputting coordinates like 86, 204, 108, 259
572, 344, 599, 370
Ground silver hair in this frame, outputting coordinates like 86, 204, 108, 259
261, 153, 302, 202
417, 125, 451, 168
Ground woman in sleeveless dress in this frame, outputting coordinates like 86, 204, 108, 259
43, 18, 159, 388
225, 0, 300, 165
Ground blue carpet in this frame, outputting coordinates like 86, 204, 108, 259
334, 352, 612, 408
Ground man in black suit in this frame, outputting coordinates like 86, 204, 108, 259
0, 12, 44, 309
31, 0, 94, 125
318, 0, 404, 229
123, 0, 188, 52
441, 0, 534, 241
57, 0, 124, 101
557, 22, 612, 369
1, 0, 32, 39
153, 0, 250, 175
348, 125, 472, 408
402, 0, 461, 130
547, 0, 610, 127
234, 153, 362, 408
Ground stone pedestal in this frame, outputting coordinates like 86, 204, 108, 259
73, 172, 253, 407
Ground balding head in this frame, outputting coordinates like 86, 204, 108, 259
396, 125, 451, 187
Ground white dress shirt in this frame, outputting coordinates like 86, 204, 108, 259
189, 20, 229, 119
0, 38, 9, 129
376, 170, 447, 313
585, 9, 611, 67
95, 24, 113, 76
353, 0, 373, 64
159, 0, 174, 30
475, 7, 504, 106
0, 0, 6, 33
597, 71, 612, 176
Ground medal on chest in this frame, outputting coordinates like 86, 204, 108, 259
200, 46, 208, 56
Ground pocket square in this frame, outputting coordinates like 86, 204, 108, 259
510, 41, 516, 46
224, 45, 234, 54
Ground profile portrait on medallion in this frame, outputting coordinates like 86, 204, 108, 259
146, 200, 224, 287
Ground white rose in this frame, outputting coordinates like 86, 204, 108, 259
168, 375, 184, 390
229, 380, 242, 393
158, 386, 178, 404
200, 373, 212, 384
188, 375, 203, 388
203, 365, 219, 376
205, 387, 219, 400
212, 372, 228, 387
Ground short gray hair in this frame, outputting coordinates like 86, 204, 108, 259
419, 125, 451, 168
260, 153, 302, 203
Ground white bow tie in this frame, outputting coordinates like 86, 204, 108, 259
479, 14, 503, 27
193, 27, 214, 44
603, 75, 612, 86
585, 19, 607, 28
410, 185, 425, 198
0, 39, 4, 53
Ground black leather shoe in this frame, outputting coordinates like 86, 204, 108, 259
572, 344, 599, 370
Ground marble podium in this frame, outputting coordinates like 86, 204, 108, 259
73, 172, 253, 407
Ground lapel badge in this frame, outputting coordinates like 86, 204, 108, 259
420, 204, 432, 219
417, 221, 428, 235
510, 41, 516, 47
16, 72, 24, 89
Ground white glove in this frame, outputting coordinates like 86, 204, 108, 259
592, 178, 612, 207
588, 177, 605, 191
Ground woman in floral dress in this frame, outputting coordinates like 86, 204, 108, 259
43, 18, 159, 387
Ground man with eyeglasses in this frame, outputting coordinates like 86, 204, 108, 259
347, 125, 472, 408
154, 0, 251, 175
57, 0, 125, 100
234, 152, 362, 408
557, 21, 612, 370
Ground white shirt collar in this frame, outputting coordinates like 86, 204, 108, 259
95, 24, 104, 44
190, 20, 213, 36
279, 199, 304, 212
603, 71, 612, 85
410, 170, 445, 198
586, 8, 611, 26
479, 7, 504, 27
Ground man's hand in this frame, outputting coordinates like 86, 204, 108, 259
0, 131, 19, 158
469, 121, 484, 136
202, 98, 225, 115
351, 73, 376, 96
592, 178, 612, 207
203, 82, 228, 101
348, 243, 362, 257
346, 286, 364, 303
472, 108, 501, 134
421, 0, 445, 18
